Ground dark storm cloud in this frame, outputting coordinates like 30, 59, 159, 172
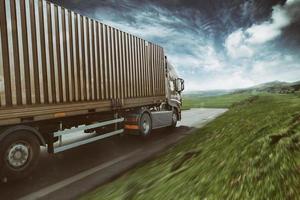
51, 0, 300, 90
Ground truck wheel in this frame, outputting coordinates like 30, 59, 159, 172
139, 112, 152, 136
171, 110, 178, 128
0, 131, 40, 182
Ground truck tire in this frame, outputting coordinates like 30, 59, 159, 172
0, 131, 40, 182
171, 110, 178, 128
139, 112, 152, 136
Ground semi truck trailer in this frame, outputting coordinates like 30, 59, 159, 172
0, 0, 185, 181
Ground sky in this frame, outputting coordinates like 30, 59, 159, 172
51, 0, 300, 91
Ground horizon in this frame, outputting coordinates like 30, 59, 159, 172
52, 0, 300, 91
184, 79, 300, 92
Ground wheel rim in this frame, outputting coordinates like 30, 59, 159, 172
141, 114, 151, 135
6, 142, 31, 170
142, 119, 150, 134
172, 113, 177, 124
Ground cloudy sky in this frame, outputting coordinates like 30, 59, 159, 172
52, 0, 300, 91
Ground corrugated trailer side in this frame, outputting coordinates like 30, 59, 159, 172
0, 0, 166, 126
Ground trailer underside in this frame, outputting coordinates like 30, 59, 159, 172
0, 96, 165, 126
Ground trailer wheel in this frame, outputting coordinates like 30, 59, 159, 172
139, 112, 152, 136
0, 131, 40, 182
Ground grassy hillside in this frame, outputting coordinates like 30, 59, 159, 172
83, 94, 300, 200
182, 80, 300, 110
182, 92, 255, 109
237, 80, 300, 94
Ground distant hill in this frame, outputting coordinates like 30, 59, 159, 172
183, 90, 234, 97
235, 80, 300, 94
184, 80, 300, 97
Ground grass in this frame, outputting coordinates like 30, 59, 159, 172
83, 93, 300, 200
182, 92, 255, 109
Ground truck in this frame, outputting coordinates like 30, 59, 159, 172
0, 0, 184, 182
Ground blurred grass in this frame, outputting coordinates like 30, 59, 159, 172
182, 92, 255, 109
83, 94, 300, 200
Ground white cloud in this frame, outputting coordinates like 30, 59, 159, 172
185, 70, 255, 91
250, 56, 300, 82
103, 20, 172, 39
169, 45, 225, 75
95, 6, 184, 40
202, 46, 224, 71
245, 5, 291, 44
225, 0, 299, 58
286, 0, 300, 5
224, 30, 254, 59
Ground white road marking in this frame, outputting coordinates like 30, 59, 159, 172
20, 149, 142, 200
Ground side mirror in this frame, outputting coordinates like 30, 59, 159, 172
180, 79, 185, 92
176, 78, 184, 92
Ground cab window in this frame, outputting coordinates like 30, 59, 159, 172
169, 80, 175, 91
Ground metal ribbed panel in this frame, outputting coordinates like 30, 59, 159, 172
151, 44, 155, 96
115, 29, 119, 99
102, 24, 108, 99
156, 45, 160, 95
141, 40, 146, 97
132, 36, 139, 97
34, 0, 44, 103
121, 31, 127, 99
137, 38, 142, 96
83, 16, 89, 101
77, 14, 84, 101
43, 0, 52, 103
162, 47, 166, 94
0, 0, 166, 109
93, 21, 98, 100
111, 28, 116, 99
154, 45, 157, 96
124, 33, 129, 98
145, 42, 150, 96
50, 4, 59, 103
136, 37, 140, 97
98, 23, 104, 100
0, 0, 10, 106
58, 6, 66, 102
0, 13, 6, 106
130, 35, 135, 97
65, 9, 72, 101
127, 34, 132, 98
70, 12, 77, 101
11, 0, 21, 105
106, 26, 111, 99
6, 0, 18, 105
88, 19, 95, 100
15, 0, 26, 105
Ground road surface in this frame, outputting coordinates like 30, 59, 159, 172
0, 108, 227, 200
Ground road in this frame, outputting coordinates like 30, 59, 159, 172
0, 108, 227, 200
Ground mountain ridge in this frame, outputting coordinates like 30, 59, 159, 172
184, 80, 300, 97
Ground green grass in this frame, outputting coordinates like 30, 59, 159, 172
83, 94, 300, 200
182, 92, 255, 109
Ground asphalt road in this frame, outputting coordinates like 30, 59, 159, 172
0, 108, 227, 200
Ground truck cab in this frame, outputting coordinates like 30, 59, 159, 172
166, 61, 185, 120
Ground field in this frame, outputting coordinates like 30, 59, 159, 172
83, 93, 300, 200
182, 92, 255, 109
